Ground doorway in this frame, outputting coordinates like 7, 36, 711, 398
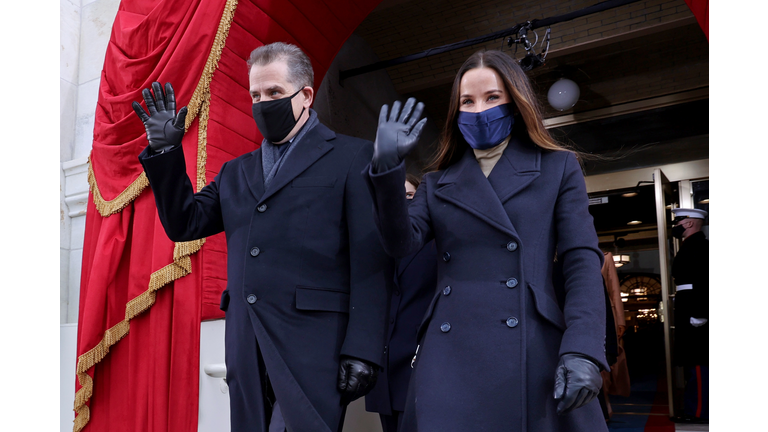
586, 164, 708, 425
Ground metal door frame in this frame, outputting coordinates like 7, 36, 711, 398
653, 168, 675, 416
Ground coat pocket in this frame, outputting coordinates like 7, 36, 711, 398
295, 286, 350, 313
291, 176, 337, 188
528, 283, 566, 332
220, 289, 230, 312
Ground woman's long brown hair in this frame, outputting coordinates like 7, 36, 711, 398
428, 50, 571, 171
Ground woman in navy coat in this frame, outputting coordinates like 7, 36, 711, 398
365, 50, 609, 431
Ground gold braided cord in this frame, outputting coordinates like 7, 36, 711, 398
185, 0, 238, 138
88, 158, 150, 217
73, 0, 239, 430
196, 98, 211, 191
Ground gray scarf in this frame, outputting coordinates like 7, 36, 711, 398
261, 109, 318, 188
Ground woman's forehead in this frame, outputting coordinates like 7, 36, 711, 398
460, 67, 504, 93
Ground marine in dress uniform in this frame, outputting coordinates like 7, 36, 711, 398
671, 208, 709, 423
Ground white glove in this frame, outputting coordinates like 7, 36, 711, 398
690, 317, 708, 327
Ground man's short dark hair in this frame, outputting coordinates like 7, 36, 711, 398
247, 42, 314, 90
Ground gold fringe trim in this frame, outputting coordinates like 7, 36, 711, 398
73, 0, 239, 430
88, 158, 150, 217
73, 240, 204, 430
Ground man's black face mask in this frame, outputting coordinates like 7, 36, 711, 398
671, 223, 686, 239
252, 87, 305, 143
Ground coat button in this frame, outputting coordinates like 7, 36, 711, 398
250, 247, 260, 257
506, 317, 519, 328
247, 294, 257, 304
440, 322, 451, 332
257, 204, 268, 213
443, 252, 451, 262
506, 241, 518, 252
506, 278, 518, 288
442, 286, 452, 296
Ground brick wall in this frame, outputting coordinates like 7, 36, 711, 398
355, 0, 699, 95
530, 20, 708, 117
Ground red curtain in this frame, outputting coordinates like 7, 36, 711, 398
684, 0, 708, 40
74, 0, 382, 431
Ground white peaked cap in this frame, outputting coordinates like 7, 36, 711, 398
671, 208, 707, 219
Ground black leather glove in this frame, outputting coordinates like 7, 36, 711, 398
371, 97, 427, 173
553, 354, 602, 416
337, 356, 379, 405
132, 82, 188, 153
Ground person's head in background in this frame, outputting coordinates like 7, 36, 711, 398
405, 173, 421, 200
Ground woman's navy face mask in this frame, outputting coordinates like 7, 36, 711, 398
457, 102, 514, 150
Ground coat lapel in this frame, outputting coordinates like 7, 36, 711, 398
257, 123, 335, 204
486, 133, 541, 204
241, 150, 265, 201
435, 148, 518, 238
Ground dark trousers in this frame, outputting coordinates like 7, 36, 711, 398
379, 411, 403, 432
684, 365, 709, 419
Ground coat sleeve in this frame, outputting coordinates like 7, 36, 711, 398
554, 152, 610, 371
340, 142, 396, 367
139, 144, 225, 242
364, 160, 433, 258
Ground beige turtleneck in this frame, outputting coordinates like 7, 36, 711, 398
473, 135, 510, 177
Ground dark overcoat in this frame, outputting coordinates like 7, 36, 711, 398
672, 231, 709, 366
366, 240, 438, 416
139, 122, 393, 432
365, 131, 610, 432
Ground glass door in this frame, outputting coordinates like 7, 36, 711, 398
653, 168, 675, 417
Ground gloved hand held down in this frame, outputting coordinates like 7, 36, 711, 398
337, 356, 379, 406
132, 82, 188, 154
553, 353, 602, 416
371, 97, 427, 173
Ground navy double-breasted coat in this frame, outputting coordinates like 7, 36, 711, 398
139, 122, 394, 432
365, 131, 610, 432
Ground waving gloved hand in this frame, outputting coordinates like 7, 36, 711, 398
132, 82, 188, 153
337, 356, 379, 405
371, 97, 427, 173
553, 354, 602, 416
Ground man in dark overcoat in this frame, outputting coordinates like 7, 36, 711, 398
365, 176, 438, 432
132, 42, 393, 432
670, 208, 709, 423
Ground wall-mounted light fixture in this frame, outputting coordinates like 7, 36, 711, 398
613, 254, 630, 268
547, 77, 580, 111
